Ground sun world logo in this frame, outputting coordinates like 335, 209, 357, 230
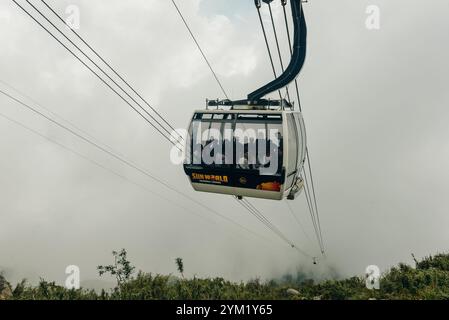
191, 173, 229, 183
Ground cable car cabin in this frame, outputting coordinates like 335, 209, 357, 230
183, 109, 307, 201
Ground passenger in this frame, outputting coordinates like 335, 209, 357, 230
223, 138, 233, 164
205, 136, 221, 166
239, 137, 250, 170
248, 137, 257, 169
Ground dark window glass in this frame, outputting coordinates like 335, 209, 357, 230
287, 114, 298, 174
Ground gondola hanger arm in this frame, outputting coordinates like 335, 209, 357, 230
248, 0, 307, 103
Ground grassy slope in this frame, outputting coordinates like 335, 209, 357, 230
1, 253, 449, 300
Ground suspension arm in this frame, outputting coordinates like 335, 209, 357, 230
248, 0, 307, 103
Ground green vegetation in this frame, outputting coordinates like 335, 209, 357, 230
176, 258, 185, 279
2, 251, 449, 300
97, 249, 136, 288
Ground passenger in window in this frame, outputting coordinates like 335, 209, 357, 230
248, 137, 257, 170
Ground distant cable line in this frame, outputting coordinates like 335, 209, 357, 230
286, 201, 315, 247
11, 0, 316, 258
255, 2, 282, 100
40, 0, 182, 142
266, 1, 291, 101
256, 1, 325, 255
280, 2, 325, 254
305, 150, 325, 252
13, 0, 182, 150
170, 0, 311, 255
0, 79, 122, 157
240, 198, 313, 258
282, 0, 301, 111
0, 108, 277, 245
0, 110, 211, 226
171, 0, 230, 100
0, 87, 266, 241
302, 171, 324, 253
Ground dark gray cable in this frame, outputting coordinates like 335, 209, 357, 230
40, 0, 183, 143
12, 0, 181, 151
242, 198, 313, 258
267, 2, 291, 102
171, 0, 230, 100
0, 87, 264, 240
256, 5, 283, 100
282, 1, 325, 253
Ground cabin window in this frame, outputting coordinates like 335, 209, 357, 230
234, 119, 283, 174
286, 114, 298, 186
187, 113, 283, 174
294, 113, 306, 166
189, 114, 233, 167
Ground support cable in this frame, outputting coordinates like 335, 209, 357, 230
286, 201, 315, 247
282, 0, 301, 111
242, 198, 314, 258
281, 0, 325, 254
267, 1, 291, 102
171, 0, 230, 100
0, 87, 264, 241
255, 2, 283, 100
13, 0, 182, 151
40, 0, 183, 143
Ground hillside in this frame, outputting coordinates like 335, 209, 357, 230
1, 252, 449, 300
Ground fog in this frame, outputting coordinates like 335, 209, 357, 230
0, 0, 448, 287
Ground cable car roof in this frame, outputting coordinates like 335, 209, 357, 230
193, 109, 287, 115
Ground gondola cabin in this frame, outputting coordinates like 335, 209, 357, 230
183, 107, 307, 200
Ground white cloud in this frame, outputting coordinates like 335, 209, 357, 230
0, 0, 449, 285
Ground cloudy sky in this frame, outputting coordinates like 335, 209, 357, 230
1, 0, 448, 287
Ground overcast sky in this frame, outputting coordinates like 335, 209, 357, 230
1, 0, 449, 287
